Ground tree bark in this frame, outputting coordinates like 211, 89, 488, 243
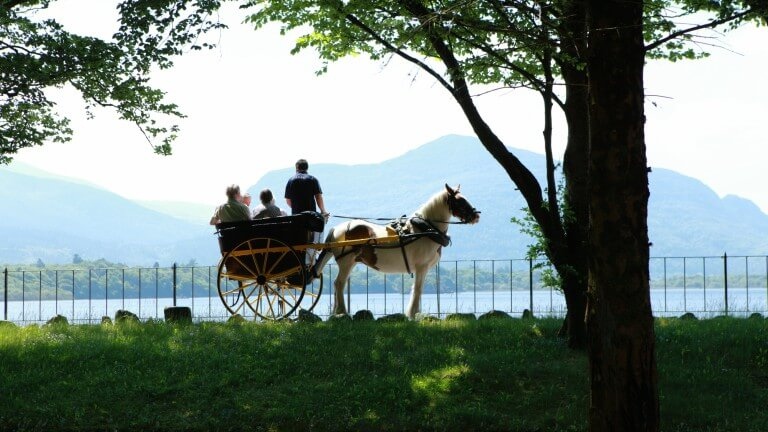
585, 1, 660, 431
554, 0, 590, 350
399, 0, 587, 351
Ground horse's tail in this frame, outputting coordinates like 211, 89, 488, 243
311, 227, 336, 279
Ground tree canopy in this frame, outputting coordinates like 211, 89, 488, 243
237, 0, 766, 349
3, 0, 762, 163
0, 0, 225, 163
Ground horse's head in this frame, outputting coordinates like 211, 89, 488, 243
445, 184, 481, 224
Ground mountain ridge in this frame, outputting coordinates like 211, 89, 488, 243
3, 134, 766, 264
247, 135, 768, 259
0, 168, 218, 265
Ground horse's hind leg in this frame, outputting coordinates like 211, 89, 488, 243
332, 255, 356, 315
406, 268, 428, 319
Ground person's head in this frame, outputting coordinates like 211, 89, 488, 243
243, 193, 252, 206
225, 184, 241, 201
259, 189, 274, 205
295, 159, 309, 173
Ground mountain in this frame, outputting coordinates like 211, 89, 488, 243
248, 135, 768, 259
3, 135, 766, 265
0, 168, 219, 265
135, 200, 211, 226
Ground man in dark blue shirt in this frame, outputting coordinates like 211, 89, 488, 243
285, 159, 327, 216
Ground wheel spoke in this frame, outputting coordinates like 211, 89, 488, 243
265, 250, 290, 276
266, 284, 298, 309
221, 280, 258, 297
302, 290, 319, 300
220, 237, 308, 320
260, 238, 271, 275
265, 284, 288, 318
274, 279, 304, 290
221, 286, 241, 297
247, 240, 261, 279
268, 265, 304, 282
264, 287, 278, 318
241, 282, 261, 309
230, 254, 260, 279
250, 288, 265, 316
284, 287, 299, 303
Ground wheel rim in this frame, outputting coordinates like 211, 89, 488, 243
299, 266, 323, 313
229, 237, 306, 320
216, 258, 257, 317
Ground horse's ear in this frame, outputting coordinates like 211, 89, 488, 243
456, 184, 461, 192
445, 183, 456, 196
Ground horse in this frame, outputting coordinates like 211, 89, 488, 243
311, 184, 480, 318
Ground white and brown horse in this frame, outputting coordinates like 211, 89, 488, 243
312, 184, 480, 318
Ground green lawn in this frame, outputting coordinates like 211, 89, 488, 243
0, 317, 766, 431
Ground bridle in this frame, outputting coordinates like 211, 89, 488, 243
446, 192, 481, 224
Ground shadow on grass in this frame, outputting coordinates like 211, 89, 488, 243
0, 318, 587, 431
1, 317, 766, 431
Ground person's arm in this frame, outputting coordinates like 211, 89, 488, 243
315, 194, 327, 214
209, 207, 220, 225
284, 179, 293, 212
313, 177, 326, 214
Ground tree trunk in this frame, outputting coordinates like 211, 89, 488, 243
585, 1, 660, 431
559, 72, 589, 349
556, 0, 590, 350
559, 266, 587, 348
403, 1, 585, 351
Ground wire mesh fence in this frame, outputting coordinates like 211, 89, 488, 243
3, 255, 766, 324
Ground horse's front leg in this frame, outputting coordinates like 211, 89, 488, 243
406, 269, 428, 319
332, 256, 354, 315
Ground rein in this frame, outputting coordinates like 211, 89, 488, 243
331, 214, 469, 225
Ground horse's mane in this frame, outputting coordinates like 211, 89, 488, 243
415, 189, 451, 222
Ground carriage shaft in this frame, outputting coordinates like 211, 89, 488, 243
225, 235, 401, 258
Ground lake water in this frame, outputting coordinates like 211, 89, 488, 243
3, 287, 766, 324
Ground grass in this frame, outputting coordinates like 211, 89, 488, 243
0, 317, 765, 431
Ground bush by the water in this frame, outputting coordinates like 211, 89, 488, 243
0, 317, 765, 431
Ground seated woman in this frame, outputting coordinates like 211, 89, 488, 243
252, 189, 287, 219
210, 184, 251, 225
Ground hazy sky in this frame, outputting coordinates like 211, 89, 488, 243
12, 1, 768, 212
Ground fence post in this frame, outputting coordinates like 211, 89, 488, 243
528, 258, 534, 313
3, 267, 7, 321
172, 263, 178, 307
723, 253, 728, 316
436, 262, 441, 318
346, 277, 351, 314
663, 257, 668, 312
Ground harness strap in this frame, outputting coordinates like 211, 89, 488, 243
411, 215, 451, 247
398, 233, 412, 276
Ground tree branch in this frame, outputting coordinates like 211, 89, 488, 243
399, 0, 569, 250
645, 9, 754, 52
450, 32, 566, 110
342, 13, 454, 93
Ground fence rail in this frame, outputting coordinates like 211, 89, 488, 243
2, 255, 767, 324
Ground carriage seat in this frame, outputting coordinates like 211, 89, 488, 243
216, 211, 325, 255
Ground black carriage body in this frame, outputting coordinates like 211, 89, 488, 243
215, 212, 324, 286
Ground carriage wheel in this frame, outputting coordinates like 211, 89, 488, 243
220, 237, 308, 320
299, 265, 323, 314
217, 258, 257, 317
